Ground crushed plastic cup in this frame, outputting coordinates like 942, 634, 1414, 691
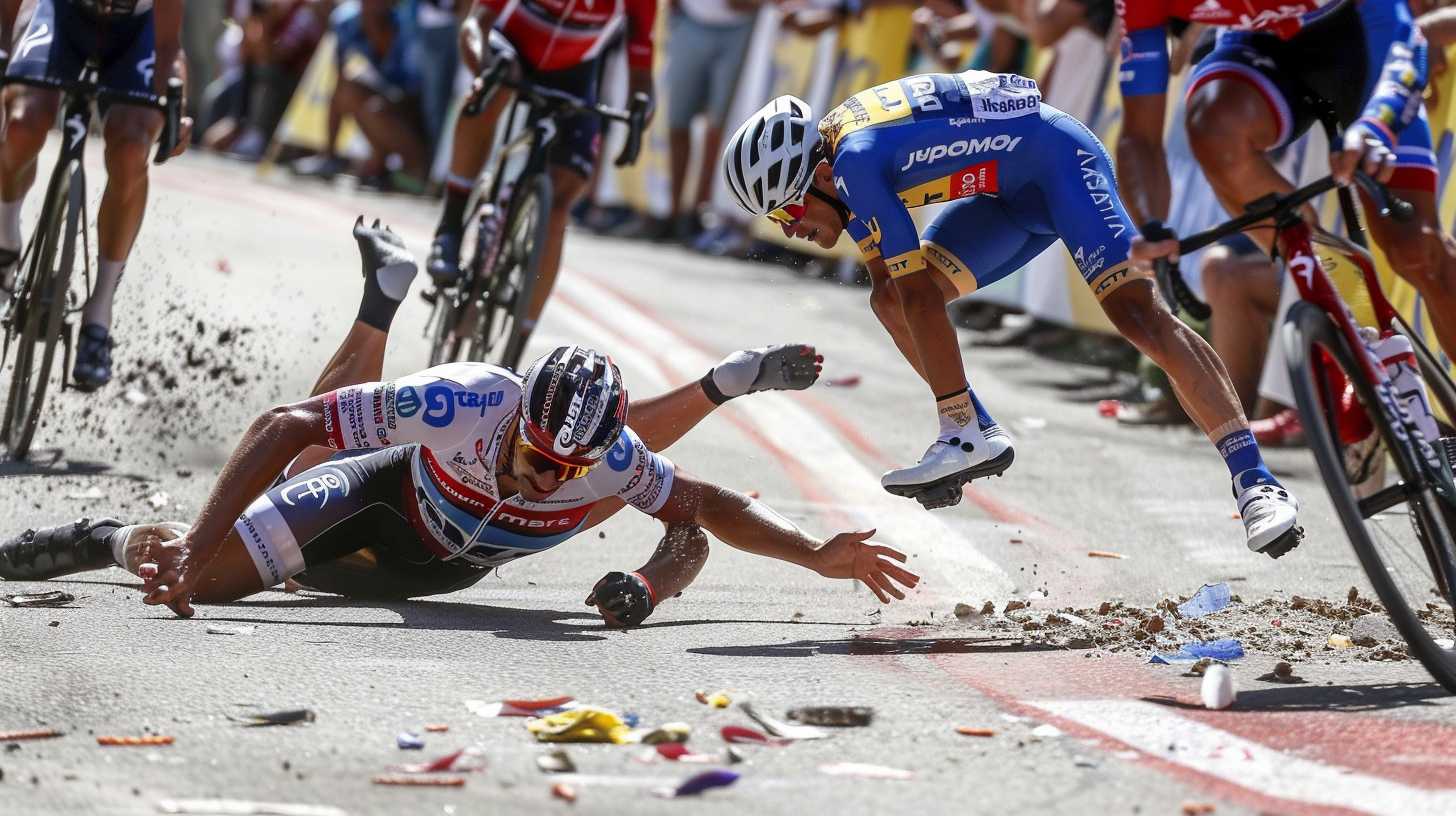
527, 707, 633, 744
695, 690, 731, 708
1177, 583, 1233, 619
741, 702, 828, 740
206, 624, 255, 636
2, 590, 78, 607
1148, 639, 1245, 664
818, 762, 914, 780
396, 732, 425, 750
1200, 664, 1236, 710
654, 769, 740, 798
785, 706, 874, 727
635, 722, 690, 745
465, 696, 575, 718
393, 748, 486, 774
1327, 634, 1355, 650
227, 709, 315, 727
721, 725, 788, 746
535, 749, 575, 774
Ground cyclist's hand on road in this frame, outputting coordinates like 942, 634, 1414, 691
135, 534, 198, 618
1332, 126, 1396, 185
585, 571, 654, 627
811, 529, 921, 603
1129, 235, 1180, 271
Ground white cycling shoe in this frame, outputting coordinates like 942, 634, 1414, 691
1236, 479, 1303, 559
881, 427, 1015, 510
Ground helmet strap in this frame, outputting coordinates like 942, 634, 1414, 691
806, 184, 852, 231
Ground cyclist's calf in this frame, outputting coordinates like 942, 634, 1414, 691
101, 107, 164, 183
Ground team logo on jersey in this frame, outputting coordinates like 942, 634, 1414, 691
1076, 148, 1128, 239
905, 76, 943, 113
423, 385, 456, 427
900, 135, 1022, 172
137, 53, 155, 87
606, 431, 633, 472
396, 386, 421, 417
281, 467, 350, 509
16, 23, 51, 61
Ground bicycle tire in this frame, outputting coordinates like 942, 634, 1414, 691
475, 172, 550, 371
3, 162, 80, 460
1395, 314, 1456, 429
1284, 301, 1456, 692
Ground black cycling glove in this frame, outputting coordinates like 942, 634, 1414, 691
586, 571, 655, 627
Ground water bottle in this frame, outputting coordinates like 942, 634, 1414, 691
1366, 331, 1440, 450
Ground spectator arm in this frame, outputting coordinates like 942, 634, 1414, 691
1420, 8, 1456, 50
1020, 0, 1086, 49
1115, 92, 1172, 227
2, 0, 20, 51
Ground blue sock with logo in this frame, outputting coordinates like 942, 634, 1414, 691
1217, 429, 1279, 490
968, 387, 997, 431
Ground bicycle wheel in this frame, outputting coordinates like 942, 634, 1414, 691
1284, 301, 1456, 692
2, 162, 81, 460
1395, 314, 1456, 428
473, 172, 550, 371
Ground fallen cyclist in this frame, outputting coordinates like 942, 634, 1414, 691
0, 219, 920, 624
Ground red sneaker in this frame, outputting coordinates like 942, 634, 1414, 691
1251, 409, 1305, 447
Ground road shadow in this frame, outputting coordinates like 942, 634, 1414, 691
1141, 681, 1449, 713
0, 452, 151, 480
688, 635, 1057, 658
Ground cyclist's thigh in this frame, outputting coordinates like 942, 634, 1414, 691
921, 195, 1056, 298
1034, 108, 1146, 302
94, 8, 155, 99
528, 58, 604, 179
231, 446, 426, 589
291, 547, 490, 600
1186, 31, 1315, 151
6, 0, 84, 89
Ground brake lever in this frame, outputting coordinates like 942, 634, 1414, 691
463, 61, 506, 118
153, 77, 183, 166
1141, 220, 1211, 321
1352, 170, 1414, 223
615, 92, 650, 168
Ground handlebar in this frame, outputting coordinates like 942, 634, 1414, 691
1143, 170, 1413, 320
461, 58, 650, 168
0, 67, 184, 166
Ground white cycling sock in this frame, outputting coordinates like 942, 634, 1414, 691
82, 257, 125, 328
0, 197, 22, 253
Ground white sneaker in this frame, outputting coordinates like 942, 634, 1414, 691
1236, 480, 1303, 558
881, 427, 1015, 509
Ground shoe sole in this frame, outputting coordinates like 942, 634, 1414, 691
883, 447, 1016, 510
1255, 525, 1305, 560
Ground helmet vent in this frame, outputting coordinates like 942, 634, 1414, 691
766, 161, 781, 193
785, 155, 802, 189
771, 120, 785, 150
748, 119, 765, 165
752, 178, 764, 205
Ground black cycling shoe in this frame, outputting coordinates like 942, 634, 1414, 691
427, 232, 463, 287
0, 517, 123, 581
0, 246, 18, 303
72, 323, 115, 391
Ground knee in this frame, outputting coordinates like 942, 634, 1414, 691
103, 128, 154, 180
333, 79, 369, 113
1199, 247, 1240, 306
1186, 87, 1263, 172
1104, 285, 1172, 358
869, 283, 904, 329
553, 175, 589, 209
2, 97, 58, 153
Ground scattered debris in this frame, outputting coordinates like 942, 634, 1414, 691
694, 690, 731, 708
551, 782, 577, 803
980, 601, 996, 615
393, 748, 486, 774
818, 762, 915, 780
214, 258, 234, 275
206, 625, 255, 636
652, 743, 719, 764
371, 774, 464, 787
1178, 584, 1233, 619
1087, 550, 1126, 559
423, 724, 449, 733
66, 486, 105, 500
1030, 724, 1063, 739
1349, 614, 1400, 646
148, 492, 171, 510
2, 591, 78, 608
745, 490, 761, 499
1327, 634, 1355, 650
123, 389, 150, 407
1181, 803, 1216, 815
1200, 664, 1236, 710
655, 769, 740, 798
533, 749, 577, 776
1257, 661, 1306, 684
97, 735, 173, 746
528, 708, 632, 744
953, 603, 974, 618
741, 702, 828, 740
825, 375, 861, 388
1015, 417, 1047, 431
1141, 616, 1165, 634
786, 706, 873, 727
0, 729, 62, 741
955, 727, 995, 737
637, 723, 691, 745
228, 709, 315, 728
1148, 639, 1244, 664
466, 696, 575, 718
721, 725, 788, 746
156, 799, 346, 816
1004, 600, 1029, 614
396, 732, 425, 750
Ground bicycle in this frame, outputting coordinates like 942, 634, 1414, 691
424, 40, 648, 372
0, 56, 182, 461
1154, 169, 1456, 691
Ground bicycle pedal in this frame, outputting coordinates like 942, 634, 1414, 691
419, 287, 439, 305
1260, 526, 1305, 560
912, 484, 964, 511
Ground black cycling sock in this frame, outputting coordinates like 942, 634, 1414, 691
354, 218, 417, 332
438, 184, 471, 237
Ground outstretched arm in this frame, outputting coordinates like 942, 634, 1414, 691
653, 471, 921, 602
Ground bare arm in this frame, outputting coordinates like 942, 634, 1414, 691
1115, 92, 1172, 228
1021, 0, 1086, 48
2, 0, 20, 51
153, 0, 188, 93
1420, 7, 1456, 49
459, 0, 502, 74
653, 471, 920, 602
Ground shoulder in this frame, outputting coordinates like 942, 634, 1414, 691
393, 364, 521, 427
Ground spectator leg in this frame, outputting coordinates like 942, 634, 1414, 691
1363, 187, 1456, 359
1202, 246, 1281, 414
669, 123, 693, 220
334, 79, 428, 179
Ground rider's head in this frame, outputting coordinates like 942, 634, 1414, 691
512, 345, 629, 501
723, 95, 848, 250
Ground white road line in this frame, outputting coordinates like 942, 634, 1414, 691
1033, 699, 1456, 816
556, 275, 1014, 602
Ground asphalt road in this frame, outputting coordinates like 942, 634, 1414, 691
2, 150, 1455, 816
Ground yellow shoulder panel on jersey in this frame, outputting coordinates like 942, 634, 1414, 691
819, 81, 914, 153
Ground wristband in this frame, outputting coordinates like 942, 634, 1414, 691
700, 371, 732, 405
629, 571, 657, 606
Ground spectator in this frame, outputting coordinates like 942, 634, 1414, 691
294, 0, 429, 191
665, 0, 759, 242
204, 1, 327, 161
413, 0, 463, 154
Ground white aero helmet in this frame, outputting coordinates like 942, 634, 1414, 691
722, 95, 820, 217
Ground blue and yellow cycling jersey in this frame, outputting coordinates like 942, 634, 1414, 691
820, 71, 1145, 300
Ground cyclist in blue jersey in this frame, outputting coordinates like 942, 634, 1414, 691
723, 72, 1303, 558
0, 219, 920, 624
1, 0, 192, 389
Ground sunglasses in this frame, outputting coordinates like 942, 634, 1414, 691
767, 201, 807, 227
515, 433, 597, 482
